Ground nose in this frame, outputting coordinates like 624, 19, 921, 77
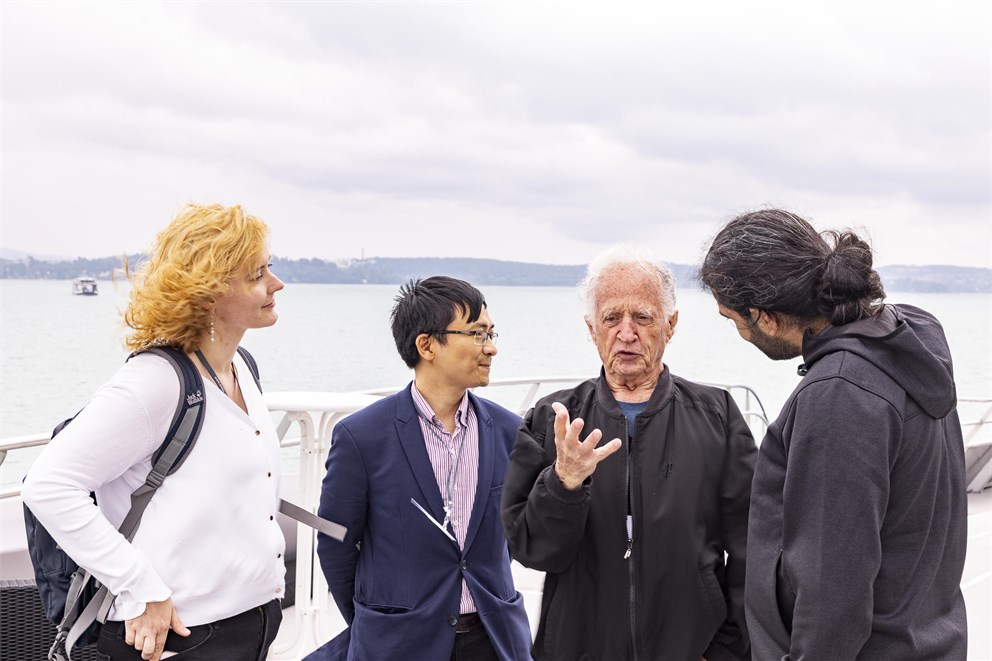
616, 316, 637, 342
269, 272, 285, 292
483, 339, 497, 356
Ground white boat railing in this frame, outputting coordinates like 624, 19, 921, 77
961, 398, 992, 493
262, 377, 773, 658
3, 383, 989, 658
961, 398, 992, 444
0, 377, 772, 658
362, 376, 771, 437
0, 433, 50, 500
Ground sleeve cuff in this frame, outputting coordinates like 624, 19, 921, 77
542, 464, 591, 504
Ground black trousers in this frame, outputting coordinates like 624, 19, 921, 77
449, 620, 498, 661
96, 599, 282, 661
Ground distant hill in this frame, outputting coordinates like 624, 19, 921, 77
1, 255, 988, 293
0, 254, 143, 281
301, 257, 699, 288
0, 247, 72, 262
876, 265, 992, 294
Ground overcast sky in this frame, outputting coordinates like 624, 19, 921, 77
1, 1, 989, 268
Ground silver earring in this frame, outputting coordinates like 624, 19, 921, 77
210, 315, 216, 343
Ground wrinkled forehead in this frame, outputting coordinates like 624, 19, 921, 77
593, 265, 664, 312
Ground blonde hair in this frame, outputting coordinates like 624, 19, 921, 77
124, 203, 269, 353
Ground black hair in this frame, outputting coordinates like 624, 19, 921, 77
699, 208, 885, 326
390, 276, 487, 368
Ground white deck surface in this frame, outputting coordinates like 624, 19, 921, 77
267, 490, 992, 660
3, 488, 991, 659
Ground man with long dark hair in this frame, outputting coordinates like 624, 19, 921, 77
701, 209, 967, 660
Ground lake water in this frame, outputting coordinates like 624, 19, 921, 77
2, 279, 989, 487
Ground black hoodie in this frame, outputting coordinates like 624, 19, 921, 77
746, 304, 968, 660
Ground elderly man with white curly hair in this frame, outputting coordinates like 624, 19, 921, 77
501, 244, 756, 661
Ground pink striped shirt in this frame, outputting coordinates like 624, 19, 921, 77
411, 383, 480, 615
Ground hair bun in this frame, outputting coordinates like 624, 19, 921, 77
816, 231, 885, 324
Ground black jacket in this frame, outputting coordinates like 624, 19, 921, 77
501, 368, 756, 661
746, 304, 968, 660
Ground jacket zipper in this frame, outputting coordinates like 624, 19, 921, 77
624, 417, 638, 661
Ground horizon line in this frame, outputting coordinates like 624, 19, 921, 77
1, 250, 990, 272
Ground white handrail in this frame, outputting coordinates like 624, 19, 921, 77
2, 384, 990, 658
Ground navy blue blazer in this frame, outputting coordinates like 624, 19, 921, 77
308, 385, 532, 661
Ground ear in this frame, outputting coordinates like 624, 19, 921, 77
666, 310, 679, 340
753, 309, 783, 335
415, 333, 435, 363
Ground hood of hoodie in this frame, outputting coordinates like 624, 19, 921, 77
800, 304, 957, 418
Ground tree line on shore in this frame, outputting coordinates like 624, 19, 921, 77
1, 254, 989, 293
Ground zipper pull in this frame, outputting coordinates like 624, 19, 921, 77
624, 513, 633, 559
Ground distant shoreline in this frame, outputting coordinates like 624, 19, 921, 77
2, 255, 989, 293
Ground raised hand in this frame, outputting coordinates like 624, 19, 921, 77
551, 402, 622, 490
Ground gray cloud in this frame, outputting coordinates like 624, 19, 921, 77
1, 1, 989, 267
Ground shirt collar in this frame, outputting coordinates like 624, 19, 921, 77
410, 382, 470, 431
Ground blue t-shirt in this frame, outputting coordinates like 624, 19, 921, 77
617, 401, 648, 443
616, 400, 648, 544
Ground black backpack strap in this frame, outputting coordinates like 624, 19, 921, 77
236, 346, 262, 393
137, 346, 206, 475
53, 346, 207, 660
121, 346, 205, 534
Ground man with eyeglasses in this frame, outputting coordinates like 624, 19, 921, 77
501, 245, 756, 661
309, 276, 531, 661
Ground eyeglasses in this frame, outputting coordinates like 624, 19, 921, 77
425, 329, 499, 345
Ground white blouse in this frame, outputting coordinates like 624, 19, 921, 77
22, 351, 286, 625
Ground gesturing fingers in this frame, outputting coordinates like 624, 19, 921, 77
576, 428, 622, 463
551, 402, 622, 491
551, 402, 573, 445
593, 436, 622, 460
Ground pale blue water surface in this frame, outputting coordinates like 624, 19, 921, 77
2, 279, 989, 487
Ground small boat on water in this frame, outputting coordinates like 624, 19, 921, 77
71, 277, 98, 296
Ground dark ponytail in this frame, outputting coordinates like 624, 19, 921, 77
701, 209, 885, 326
817, 231, 886, 325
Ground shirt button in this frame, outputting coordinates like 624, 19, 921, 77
267, 472, 272, 477
448, 615, 458, 626
269, 515, 274, 521
255, 430, 261, 436
460, 560, 467, 570
276, 587, 282, 594
277, 553, 282, 558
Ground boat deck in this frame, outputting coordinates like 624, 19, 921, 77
5, 487, 989, 659
2, 383, 990, 659
271, 489, 992, 659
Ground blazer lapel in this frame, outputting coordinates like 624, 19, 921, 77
395, 386, 447, 522
462, 393, 495, 553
